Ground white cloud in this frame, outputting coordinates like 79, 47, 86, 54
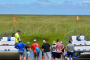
72, 2, 77, 5
37, 0, 51, 2
79, 1, 90, 6
0, 3, 21, 8
0, 3, 7, 5
83, 1, 90, 3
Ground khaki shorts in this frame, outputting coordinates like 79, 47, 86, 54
43, 52, 51, 59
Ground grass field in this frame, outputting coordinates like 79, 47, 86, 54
0, 15, 90, 47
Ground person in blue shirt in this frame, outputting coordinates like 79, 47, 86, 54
15, 40, 27, 60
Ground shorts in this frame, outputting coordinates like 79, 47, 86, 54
24, 49, 30, 57
26, 51, 30, 56
52, 52, 56, 59
55, 52, 62, 58
43, 52, 51, 59
19, 51, 25, 57
34, 53, 39, 59
67, 51, 73, 57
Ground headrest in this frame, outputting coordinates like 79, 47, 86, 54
71, 36, 77, 41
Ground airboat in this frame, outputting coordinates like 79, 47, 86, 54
63, 31, 90, 60
0, 31, 19, 60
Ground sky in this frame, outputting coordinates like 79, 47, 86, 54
0, 0, 90, 15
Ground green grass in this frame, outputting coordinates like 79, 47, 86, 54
0, 15, 90, 47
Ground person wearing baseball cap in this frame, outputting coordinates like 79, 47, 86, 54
15, 30, 21, 44
42, 40, 51, 60
32, 39, 40, 60
25, 42, 31, 60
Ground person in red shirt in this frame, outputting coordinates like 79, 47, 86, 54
32, 39, 40, 60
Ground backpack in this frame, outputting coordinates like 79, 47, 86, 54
35, 44, 40, 53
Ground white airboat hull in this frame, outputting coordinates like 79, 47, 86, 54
0, 37, 19, 59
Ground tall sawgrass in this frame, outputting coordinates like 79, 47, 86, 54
0, 15, 90, 46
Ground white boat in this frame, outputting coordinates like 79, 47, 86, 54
0, 31, 19, 60
71, 36, 90, 52
63, 31, 90, 60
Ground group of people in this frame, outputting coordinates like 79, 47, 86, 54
41, 39, 74, 60
14, 30, 74, 60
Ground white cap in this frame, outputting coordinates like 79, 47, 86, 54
34, 39, 36, 42
27, 42, 30, 44
43, 40, 46, 42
